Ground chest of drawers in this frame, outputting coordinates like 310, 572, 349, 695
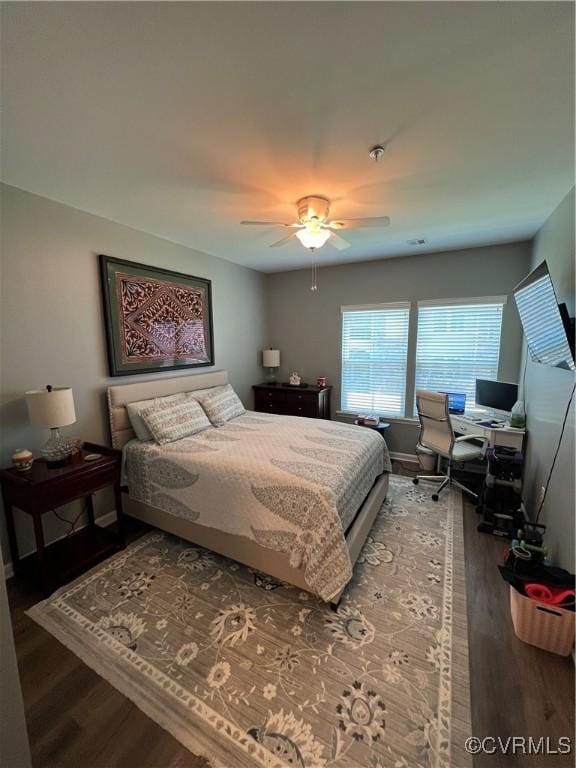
253, 384, 332, 419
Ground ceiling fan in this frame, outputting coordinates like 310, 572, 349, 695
240, 196, 390, 251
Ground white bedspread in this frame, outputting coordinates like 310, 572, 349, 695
124, 413, 390, 600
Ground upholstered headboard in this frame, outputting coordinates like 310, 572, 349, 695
107, 370, 228, 448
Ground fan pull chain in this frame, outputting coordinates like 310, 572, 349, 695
310, 262, 318, 292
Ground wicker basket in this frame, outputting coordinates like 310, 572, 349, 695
510, 586, 575, 656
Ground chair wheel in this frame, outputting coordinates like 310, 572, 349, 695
432, 494, 439, 502
412, 478, 419, 485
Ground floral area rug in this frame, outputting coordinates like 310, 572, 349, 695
28, 475, 471, 768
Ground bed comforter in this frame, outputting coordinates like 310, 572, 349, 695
124, 412, 391, 600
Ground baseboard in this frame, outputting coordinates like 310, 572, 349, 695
3, 510, 118, 581
390, 451, 419, 464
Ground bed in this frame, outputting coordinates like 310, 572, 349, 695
107, 370, 390, 605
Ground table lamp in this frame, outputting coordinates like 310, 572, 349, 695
25, 385, 76, 466
262, 348, 280, 383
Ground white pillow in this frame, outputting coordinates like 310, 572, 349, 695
141, 399, 212, 445
187, 387, 222, 402
126, 393, 187, 441
196, 384, 246, 427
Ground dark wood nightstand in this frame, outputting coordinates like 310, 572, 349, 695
253, 383, 332, 419
354, 419, 391, 438
0, 442, 125, 595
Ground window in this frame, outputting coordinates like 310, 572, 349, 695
341, 303, 410, 417
415, 298, 505, 410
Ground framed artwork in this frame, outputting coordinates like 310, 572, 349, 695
99, 255, 214, 377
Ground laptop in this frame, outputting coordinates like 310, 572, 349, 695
439, 391, 467, 415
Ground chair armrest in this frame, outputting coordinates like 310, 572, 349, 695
454, 434, 488, 444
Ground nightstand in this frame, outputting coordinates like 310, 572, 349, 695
0, 442, 125, 595
354, 419, 391, 438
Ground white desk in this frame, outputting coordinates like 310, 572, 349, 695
450, 413, 525, 451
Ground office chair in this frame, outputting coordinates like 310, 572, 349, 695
413, 389, 488, 501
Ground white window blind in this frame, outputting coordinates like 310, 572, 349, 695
415, 298, 505, 411
341, 303, 410, 416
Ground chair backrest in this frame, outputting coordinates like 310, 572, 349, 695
415, 389, 455, 457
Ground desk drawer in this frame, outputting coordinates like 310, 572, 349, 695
451, 417, 474, 435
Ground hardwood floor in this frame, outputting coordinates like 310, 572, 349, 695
463, 500, 574, 768
7, 466, 574, 767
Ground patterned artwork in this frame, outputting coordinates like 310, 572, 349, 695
28, 476, 472, 768
100, 256, 214, 376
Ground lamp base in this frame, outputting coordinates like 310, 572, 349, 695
265, 368, 278, 383
40, 428, 72, 467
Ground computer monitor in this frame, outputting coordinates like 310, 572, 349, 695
475, 379, 518, 413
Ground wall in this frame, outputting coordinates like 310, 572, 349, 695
0, 184, 268, 565
0, 546, 32, 768
267, 242, 532, 455
523, 187, 575, 571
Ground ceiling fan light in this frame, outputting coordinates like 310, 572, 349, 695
295, 227, 331, 250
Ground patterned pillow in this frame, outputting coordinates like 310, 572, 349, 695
187, 387, 221, 402
196, 384, 245, 426
126, 393, 188, 441
141, 399, 212, 445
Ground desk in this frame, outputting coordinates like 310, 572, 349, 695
450, 413, 525, 451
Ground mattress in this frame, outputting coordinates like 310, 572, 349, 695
124, 412, 390, 600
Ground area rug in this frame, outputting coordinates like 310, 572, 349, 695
28, 475, 472, 768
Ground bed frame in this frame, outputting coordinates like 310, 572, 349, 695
107, 370, 389, 605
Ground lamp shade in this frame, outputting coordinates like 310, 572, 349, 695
263, 349, 280, 368
295, 227, 330, 250
25, 387, 76, 429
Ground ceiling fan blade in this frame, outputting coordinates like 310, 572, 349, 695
329, 232, 351, 251
329, 216, 391, 229
269, 232, 298, 248
240, 220, 290, 226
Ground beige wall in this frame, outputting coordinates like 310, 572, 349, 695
0, 184, 268, 564
266, 242, 532, 455
523, 187, 575, 571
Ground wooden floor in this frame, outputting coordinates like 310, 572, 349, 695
7, 463, 575, 767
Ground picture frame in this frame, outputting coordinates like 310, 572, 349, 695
99, 255, 214, 377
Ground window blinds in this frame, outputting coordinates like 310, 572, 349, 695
415, 299, 505, 410
341, 303, 410, 416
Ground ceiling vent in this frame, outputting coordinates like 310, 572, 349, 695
407, 238, 428, 246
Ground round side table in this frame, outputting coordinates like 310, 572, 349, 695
354, 420, 391, 438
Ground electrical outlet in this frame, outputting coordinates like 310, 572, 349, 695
539, 486, 546, 505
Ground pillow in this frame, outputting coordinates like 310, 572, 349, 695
141, 399, 212, 445
187, 386, 222, 402
196, 384, 246, 426
126, 393, 188, 441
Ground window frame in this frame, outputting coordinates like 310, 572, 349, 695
339, 295, 507, 419
340, 301, 411, 418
